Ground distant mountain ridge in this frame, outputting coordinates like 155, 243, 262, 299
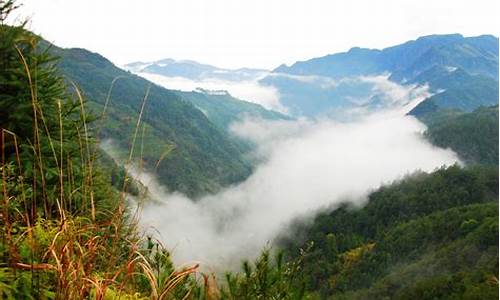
125, 58, 269, 82
275, 34, 498, 80
263, 34, 499, 117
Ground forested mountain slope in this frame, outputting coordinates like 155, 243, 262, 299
175, 89, 289, 131
280, 165, 499, 299
421, 105, 499, 165
276, 104, 499, 299
45, 43, 255, 197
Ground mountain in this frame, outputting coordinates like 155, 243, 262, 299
0, 15, 305, 299
175, 88, 289, 131
408, 66, 499, 115
275, 34, 498, 80
274, 46, 384, 78
275, 105, 499, 299
260, 72, 383, 117
46, 44, 257, 198
262, 34, 499, 118
125, 58, 268, 82
387, 34, 498, 82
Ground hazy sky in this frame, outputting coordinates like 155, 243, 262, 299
15, 0, 500, 69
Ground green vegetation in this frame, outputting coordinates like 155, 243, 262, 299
279, 165, 499, 299
45, 43, 253, 198
422, 106, 499, 165
1, 1, 498, 299
0, 2, 307, 298
175, 89, 288, 132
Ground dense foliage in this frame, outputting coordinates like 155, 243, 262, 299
422, 106, 499, 165
0, 1, 135, 298
279, 165, 499, 299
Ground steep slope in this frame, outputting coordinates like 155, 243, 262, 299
408, 66, 498, 115
388, 34, 498, 81
273, 47, 383, 78
47, 44, 252, 197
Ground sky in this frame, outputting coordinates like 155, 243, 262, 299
14, 0, 500, 69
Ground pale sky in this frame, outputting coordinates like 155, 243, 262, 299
13, 0, 500, 69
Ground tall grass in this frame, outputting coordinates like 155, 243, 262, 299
0, 43, 207, 299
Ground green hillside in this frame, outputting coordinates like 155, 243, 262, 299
422, 106, 499, 165
44, 44, 254, 197
279, 104, 499, 298
1, 1, 498, 298
280, 165, 499, 299
176, 89, 288, 131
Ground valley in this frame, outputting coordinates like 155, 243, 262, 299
0, 1, 498, 298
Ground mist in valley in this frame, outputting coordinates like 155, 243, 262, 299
102, 75, 462, 272
137, 72, 286, 113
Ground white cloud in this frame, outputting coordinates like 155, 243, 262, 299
137, 72, 287, 113
134, 107, 458, 271
360, 74, 431, 108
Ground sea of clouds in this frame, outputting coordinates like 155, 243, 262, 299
106, 71, 459, 272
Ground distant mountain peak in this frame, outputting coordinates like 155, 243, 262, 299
124, 58, 269, 82
194, 87, 230, 96
415, 33, 464, 41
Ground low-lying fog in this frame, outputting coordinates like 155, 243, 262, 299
104, 74, 460, 271
137, 72, 286, 113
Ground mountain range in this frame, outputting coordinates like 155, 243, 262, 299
275, 34, 498, 80
132, 34, 498, 120
44, 33, 498, 197
125, 58, 268, 82
263, 34, 499, 117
